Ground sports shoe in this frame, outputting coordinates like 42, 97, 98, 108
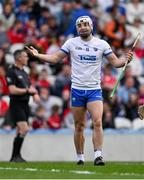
94, 156, 105, 166
77, 160, 84, 165
10, 155, 27, 163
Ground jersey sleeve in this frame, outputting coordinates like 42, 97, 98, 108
102, 41, 113, 57
6, 69, 16, 86
60, 39, 72, 55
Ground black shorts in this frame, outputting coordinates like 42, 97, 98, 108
9, 101, 29, 125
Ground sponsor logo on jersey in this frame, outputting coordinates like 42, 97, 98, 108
78, 55, 96, 62
75, 46, 83, 50
18, 75, 23, 79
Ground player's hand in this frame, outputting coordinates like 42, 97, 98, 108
126, 50, 133, 63
25, 46, 39, 57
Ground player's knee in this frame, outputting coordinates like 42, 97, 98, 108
75, 122, 85, 132
93, 119, 102, 129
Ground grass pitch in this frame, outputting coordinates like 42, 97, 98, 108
0, 161, 144, 179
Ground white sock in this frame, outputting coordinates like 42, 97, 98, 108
77, 153, 85, 162
94, 149, 102, 159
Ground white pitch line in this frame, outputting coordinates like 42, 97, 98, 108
0, 167, 144, 177
112, 172, 144, 177
70, 170, 95, 174
0, 167, 96, 175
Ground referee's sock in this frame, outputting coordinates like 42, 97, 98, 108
11, 133, 25, 158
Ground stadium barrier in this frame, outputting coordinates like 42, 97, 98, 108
0, 128, 144, 161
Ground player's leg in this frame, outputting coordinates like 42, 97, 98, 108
71, 88, 87, 165
87, 100, 105, 165
71, 106, 87, 165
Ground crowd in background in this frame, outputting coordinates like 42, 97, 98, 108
0, 0, 144, 131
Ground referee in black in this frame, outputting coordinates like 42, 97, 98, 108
6, 49, 40, 162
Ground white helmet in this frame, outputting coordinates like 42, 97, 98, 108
76, 16, 93, 30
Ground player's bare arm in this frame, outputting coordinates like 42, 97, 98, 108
26, 46, 67, 64
106, 51, 133, 68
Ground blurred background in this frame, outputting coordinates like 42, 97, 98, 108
0, 0, 144, 161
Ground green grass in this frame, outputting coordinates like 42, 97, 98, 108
0, 161, 144, 179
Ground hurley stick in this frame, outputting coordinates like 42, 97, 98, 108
110, 33, 141, 98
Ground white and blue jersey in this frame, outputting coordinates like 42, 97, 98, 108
61, 36, 112, 90
60, 36, 113, 106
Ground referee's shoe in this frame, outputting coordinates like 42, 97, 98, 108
10, 155, 26, 163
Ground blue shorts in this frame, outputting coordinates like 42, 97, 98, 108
71, 88, 103, 107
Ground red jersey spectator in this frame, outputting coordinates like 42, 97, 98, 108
36, 68, 51, 89
7, 19, 26, 44
0, 66, 9, 95
32, 105, 46, 129
47, 105, 61, 129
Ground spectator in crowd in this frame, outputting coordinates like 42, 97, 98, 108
0, 83, 9, 119
46, 36, 60, 56
48, 15, 59, 38
29, 0, 41, 22
102, 63, 117, 100
58, 2, 73, 36
118, 77, 137, 104
36, 68, 51, 90
104, 14, 127, 50
40, 0, 63, 21
32, 105, 46, 130
53, 64, 71, 97
46, 105, 61, 130
0, 3, 15, 31
0, 19, 10, 49
120, 66, 140, 89
125, 92, 139, 121
0, 65, 9, 95
29, 61, 39, 86
102, 101, 115, 129
7, 19, 26, 44
105, 0, 126, 17
36, 23, 50, 52
38, 7, 51, 27
16, 0, 30, 26
38, 87, 62, 119
126, 18, 144, 47
126, 0, 144, 24
25, 17, 39, 43
110, 94, 124, 118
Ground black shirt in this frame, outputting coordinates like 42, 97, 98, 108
6, 65, 31, 101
